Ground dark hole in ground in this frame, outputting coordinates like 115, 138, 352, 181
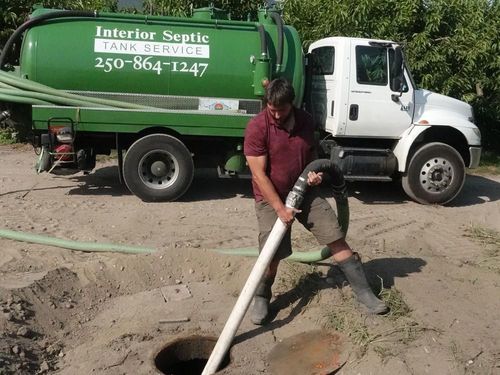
154, 336, 231, 375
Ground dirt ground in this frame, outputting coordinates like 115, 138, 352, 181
1, 143, 499, 375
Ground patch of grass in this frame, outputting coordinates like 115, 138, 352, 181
326, 291, 371, 348
464, 224, 500, 272
275, 262, 323, 309
278, 263, 433, 361
379, 285, 412, 320
448, 340, 468, 371
465, 224, 500, 248
0, 128, 16, 145
473, 151, 500, 175
372, 345, 399, 363
96, 150, 118, 162
324, 279, 431, 361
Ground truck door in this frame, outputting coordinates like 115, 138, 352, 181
345, 41, 414, 137
308, 42, 340, 135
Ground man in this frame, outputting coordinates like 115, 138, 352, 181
244, 77, 388, 325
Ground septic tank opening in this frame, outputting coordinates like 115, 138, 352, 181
154, 336, 231, 375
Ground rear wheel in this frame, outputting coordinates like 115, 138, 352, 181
123, 134, 194, 202
402, 142, 465, 205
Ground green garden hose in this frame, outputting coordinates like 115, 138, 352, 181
0, 70, 153, 110
0, 93, 51, 105
0, 228, 155, 254
0, 88, 109, 108
212, 246, 332, 263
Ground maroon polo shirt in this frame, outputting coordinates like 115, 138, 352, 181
244, 107, 316, 202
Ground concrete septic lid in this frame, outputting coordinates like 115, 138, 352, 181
267, 330, 348, 375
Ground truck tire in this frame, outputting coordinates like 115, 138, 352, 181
402, 142, 465, 205
123, 134, 194, 202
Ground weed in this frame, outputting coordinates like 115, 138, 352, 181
278, 263, 431, 362
96, 150, 118, 162
324, 276, 432, 362
372, 345, 399, 363
465, 225, 500, 247
379, 286, 411, 320
464, 224, 500, 272
275, 262, 323, 312
326, 293, 372, 357
449, 340, 466, 369
473, 151, 500, 175
0, 128, 16, 145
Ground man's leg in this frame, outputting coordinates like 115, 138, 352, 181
328, 239, 388, 315
252, 259, 279, 325
296, 189, 387, 315
251, 201, 293, 325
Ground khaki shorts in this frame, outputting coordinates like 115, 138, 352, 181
254, 188, 344, 261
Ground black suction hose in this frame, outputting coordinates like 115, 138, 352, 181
257, 24, 268, 57
269, 12, 284, 73
0, 10, 98, 69
286, 159, 349, 235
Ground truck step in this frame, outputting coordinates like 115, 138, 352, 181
217, 166, 252, 179
343, 175, 393, 182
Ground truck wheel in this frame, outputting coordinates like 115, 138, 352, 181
123, 134, 194, 202
402, 142, 465, 205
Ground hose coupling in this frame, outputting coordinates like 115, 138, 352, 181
285, 189, 304, 209
0, 110, 11, 125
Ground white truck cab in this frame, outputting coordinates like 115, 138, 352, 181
307, 37, 481, 204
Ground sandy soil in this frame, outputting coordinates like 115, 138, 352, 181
1, 144, 499, 375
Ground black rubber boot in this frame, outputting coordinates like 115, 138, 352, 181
337, 253, 388, 315
251, 276, 274, 325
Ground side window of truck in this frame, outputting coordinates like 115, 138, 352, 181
311, 47, 335, 75
356, 46, 387, 85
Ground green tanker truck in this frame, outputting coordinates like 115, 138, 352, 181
0, 6, 481, 204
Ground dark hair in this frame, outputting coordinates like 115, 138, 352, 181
264, 77, 295, 106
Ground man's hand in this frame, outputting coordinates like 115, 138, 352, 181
247, 155, 300, 226
276, 206, 300, 227
307, 171, 323, 186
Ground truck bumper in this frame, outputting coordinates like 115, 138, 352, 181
469, 146, 482, 168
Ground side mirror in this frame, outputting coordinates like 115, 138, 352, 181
390, 46, 404, 92
392, 46, 403, 77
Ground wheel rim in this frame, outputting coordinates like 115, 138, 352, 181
138, 149, 180, 190
419, 157, 454, 193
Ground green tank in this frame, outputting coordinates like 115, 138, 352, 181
19, 7, 304, 111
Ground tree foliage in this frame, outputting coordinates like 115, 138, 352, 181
0, 0, 118, 47
283, 0, 499, 151
1, 0, 498, 150
142, 0, 262, 19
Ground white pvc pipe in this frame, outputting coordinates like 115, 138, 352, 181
202, 218, 288, 375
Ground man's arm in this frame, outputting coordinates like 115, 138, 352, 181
246, 155, 296, 226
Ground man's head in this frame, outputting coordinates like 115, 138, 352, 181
264, 77, 295, 125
